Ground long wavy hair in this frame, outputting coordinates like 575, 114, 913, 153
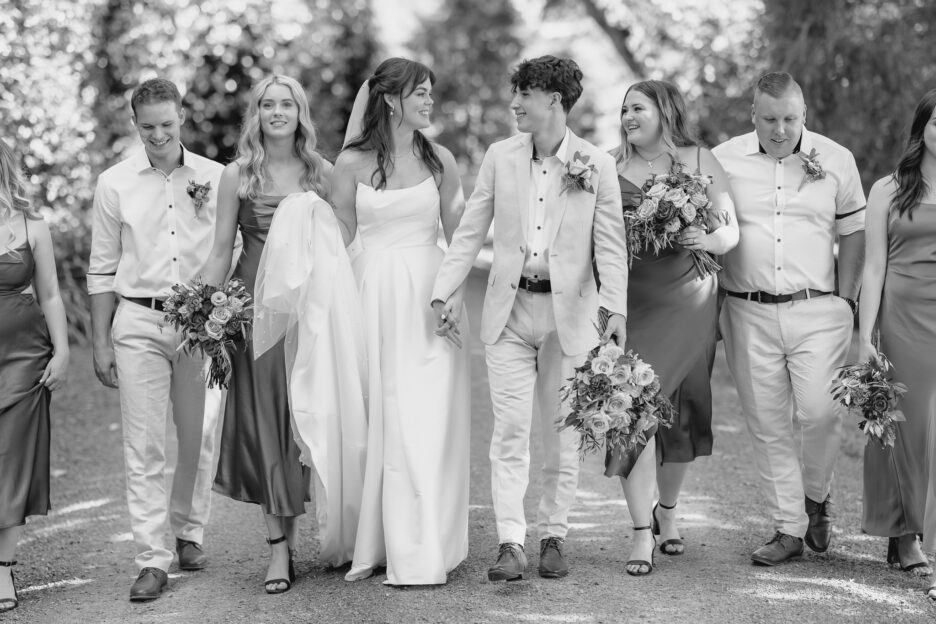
235, 75, 328, 200
616, 80, 697, 168
0, 140, 39, 257
343, 57, 443, 190
890, 88, 936, 220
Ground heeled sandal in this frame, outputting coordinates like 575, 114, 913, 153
887, 536, 932, 575
626, 527, 655, 577
264, 536, 295, 594
652, 502, 685, 556
0, 561, 18, 613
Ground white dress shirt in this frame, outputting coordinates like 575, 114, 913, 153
522, 128, 571, 282
88, 146, 224, 297
712, 128, 865, 294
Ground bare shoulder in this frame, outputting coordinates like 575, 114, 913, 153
221, 160, 241, 181
24, 213, 51, 248
333, 148, 373, 171
867, 175, 897, 209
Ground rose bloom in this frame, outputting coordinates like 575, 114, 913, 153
633, 361, 655, 386
605, 391, 634, 415
636, 198, 657, 219
608, 368, 630, 386
163, 299, 177, 312
587, 411, 612, 435
211, 291, 228, 306
590, 375, 612, 395
646, 182, 668, 199
680, 203, 697, 222
690, 191, 709, 207
663, 188, 687, 205
609, 411, 632, 430
600, 344, 625, 362
591, 355, 615, 375
869, 393, 891, 414
229, 298, 245, 313
177, 304, 191, 316
204, 319, 224, 340
620, 382, 642, 398
210, 307, 234, 324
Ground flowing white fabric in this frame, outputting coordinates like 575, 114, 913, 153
253, 191, 368, 566
345, 178, 470, 585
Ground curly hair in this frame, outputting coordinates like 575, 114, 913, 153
890, 88, 936, 220
130, 78, 182, 116
509, 56, 583, 113
617, 80, 697, 168
343, 57, 443, 191
235, 75, 328, 200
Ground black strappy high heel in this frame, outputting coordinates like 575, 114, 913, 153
626, 527, 655, 576
264, 536, 295, 594
0, 561, 18, 613
652, 501, 685, 555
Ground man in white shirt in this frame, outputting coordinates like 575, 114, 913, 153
712, 72, 865, 566
431, 56, 628, 580
87, 79, 224, 600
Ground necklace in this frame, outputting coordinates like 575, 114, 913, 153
636, 150, 668, 168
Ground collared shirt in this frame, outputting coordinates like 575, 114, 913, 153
712, 128, 865, 294
87, 145, 224, 297
523, 128, 571, 281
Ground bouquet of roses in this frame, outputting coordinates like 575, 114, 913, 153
830, 354, 907, 449
558, 342, 674, 461
160, 277, 253, 389
626, 161, 728, 279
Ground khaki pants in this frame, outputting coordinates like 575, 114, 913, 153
720, 294, 852, 537
112, 300, 222, 571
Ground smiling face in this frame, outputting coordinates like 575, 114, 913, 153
258, 83, 300, 139
752, 88, 806, 159
924, 107, 936, 162
620, 89, 663, 149
395, 78, 433, 131
133, 101, 183, 164
510, 86, 558, 135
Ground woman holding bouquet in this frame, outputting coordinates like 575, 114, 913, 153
201, 75, 336, 593
857, 88, 936, 582
0, 139, 69, 612
607, 80, 737, 575
330, 58, 470, 585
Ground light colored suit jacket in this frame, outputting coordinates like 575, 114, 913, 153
432, 130, 628, 355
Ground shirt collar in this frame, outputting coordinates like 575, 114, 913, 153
753, 127, 811, 158
531, 128, 572, 164
132, 143, 191, 174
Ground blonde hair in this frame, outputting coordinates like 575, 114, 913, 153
235, 75, 329, 200
616, 80, 697, 169
0, 140, 39, 254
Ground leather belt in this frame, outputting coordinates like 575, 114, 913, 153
124, 296, 167, 310
518, 276, 551, 293
723, 288, 831, 304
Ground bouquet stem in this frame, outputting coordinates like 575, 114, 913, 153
690, 250, 722, 279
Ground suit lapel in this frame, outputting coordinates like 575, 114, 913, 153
545, 132, 577, 247
513, 136, 532, 240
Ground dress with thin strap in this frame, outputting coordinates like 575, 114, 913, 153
0, 219, 53, 528
863, 203, 936, 543
605, 174, 717, 478
213, 194, 311, 516
345, 177, 470, 585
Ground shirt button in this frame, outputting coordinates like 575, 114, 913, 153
777, 238, 781, 242
171, 231, 175, 235
776, 211, 781, 215
542, 171, 547, 175
777, 186, 781, 190
537, 226, 542, 230
539, 198, 543, 202
533, 252, 538, 257
777, 267, 782, 271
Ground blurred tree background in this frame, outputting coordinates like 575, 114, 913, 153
2, 0, 935, 341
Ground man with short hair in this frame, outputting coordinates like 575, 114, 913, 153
431, 56, 628, 580
713, 71, 865, 565
88, 78, 225, 600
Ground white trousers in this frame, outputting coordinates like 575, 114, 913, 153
720, 294, 852, 537
112, 300, 222, 571
485, 290, 586, 545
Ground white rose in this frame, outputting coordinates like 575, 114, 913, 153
633, 361, 655, 386
590, 355, 614, 376
646, 182, 668, 199
210, 307, 233, 324
600, 344, 625, 362
204, 319, 224, 340
210, 291, 228, 306
587, 411, 612, 435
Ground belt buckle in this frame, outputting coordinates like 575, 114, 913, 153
752, 292, 762, 304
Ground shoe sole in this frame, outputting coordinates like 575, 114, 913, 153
751, 553, 803, 566
129, 594, 161, 602
538, 569, 569, 579
804, 538, 829, 553
487, 570, 524, 582
179, 563, 207, 571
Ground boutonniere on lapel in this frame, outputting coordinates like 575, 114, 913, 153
186, 180, 212, 219
561, 151, 597, 195
797, 148, 826, 192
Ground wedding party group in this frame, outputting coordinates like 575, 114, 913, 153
2, 51, 936, 614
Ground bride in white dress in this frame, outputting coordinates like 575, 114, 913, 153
330, 57, 471, 585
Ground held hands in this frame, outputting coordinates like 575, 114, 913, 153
678, 225, 710, 252
432, 294, 464, 349
92, 343, 119, 388
39, 350, 69, 392
600, 312, 627, 347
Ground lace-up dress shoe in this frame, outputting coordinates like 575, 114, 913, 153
487, 542, 527, 581
129, 567, 168, 602
176, 538, 208, 570
538, 537, 569, 578
805, 495, 833, 553
751, 532, 804, 566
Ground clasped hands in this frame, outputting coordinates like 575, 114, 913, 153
432, 295, 464, 349
678, 224, 710, 252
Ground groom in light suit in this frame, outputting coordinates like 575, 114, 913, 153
431, 56, 628, 580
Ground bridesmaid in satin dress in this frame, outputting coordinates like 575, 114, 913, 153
0, 140, 69, 613
858, 88, 936, 587
330, 58, 471, 585
605, 81, 737, 576
201, 75, 331, 594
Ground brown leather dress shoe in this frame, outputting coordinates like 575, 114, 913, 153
487, 542, 527, 581
129, 567, 168, 602
176, 538, 208, 571
538, 537, 569, 578
751, 532, 804, 566
805, 495, 832, 553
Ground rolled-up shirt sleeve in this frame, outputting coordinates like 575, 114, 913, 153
87, 177, 121, 295
834, 151, 866, 236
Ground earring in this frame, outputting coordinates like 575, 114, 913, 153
389, 105, 395, 116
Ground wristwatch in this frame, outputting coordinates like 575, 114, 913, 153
843, 297, 857, 315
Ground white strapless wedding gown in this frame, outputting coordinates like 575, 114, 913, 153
345, 177, 470, 585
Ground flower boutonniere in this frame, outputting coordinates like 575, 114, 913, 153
797, 148, 826, 192
186, 180, 212, 219
561, 151, 597, 195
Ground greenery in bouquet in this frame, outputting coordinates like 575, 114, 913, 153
627, 161, 728, 279
831, 354, 907, 449
159, 277, 253, 389
559, 342, 675, 461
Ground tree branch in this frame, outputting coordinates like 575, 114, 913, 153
577, 0, 645, 78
